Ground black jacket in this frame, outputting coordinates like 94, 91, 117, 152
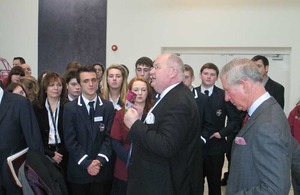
25, 150, 68, 195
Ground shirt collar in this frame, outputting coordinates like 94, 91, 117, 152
81, 95, 98, 109
68, 94, 75, 101
160, 82, 180, 100
248, 92, 271, 117
45, 98, 60, 112
201, 85, 214, 96
262, 76, 269, 87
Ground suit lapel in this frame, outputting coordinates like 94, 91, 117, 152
0, 92, 11, 124
192, 87, 198, 99
152, 83, 184, 115
238, 97, 277, 137
92, 96, 104, 140
209, 86, 222, 106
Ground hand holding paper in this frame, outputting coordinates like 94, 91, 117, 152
124, 108, 139, 129
125, 90, 137, 112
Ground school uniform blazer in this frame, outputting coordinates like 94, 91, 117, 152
265, 77, 285, 109
193, 87, 208, 129
126, 82, 202, 195
0, 91, 43, 193
63, 95, 115, 184
226, 97, 294, 195
32, 103, 65, 158
197, 85, 240, 155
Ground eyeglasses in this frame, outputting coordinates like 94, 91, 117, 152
152, 65, 161, 70
151, 64, 173, 70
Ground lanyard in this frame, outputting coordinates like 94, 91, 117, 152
47, 99, 60, 148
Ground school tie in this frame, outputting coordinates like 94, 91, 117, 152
88, 101, 95, 124
204, 90, 209, 96
242, 113, 250, 127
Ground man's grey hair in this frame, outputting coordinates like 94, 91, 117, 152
220, 58, 263, 85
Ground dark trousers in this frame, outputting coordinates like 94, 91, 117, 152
69, 181, 112, 195
110, 177, 127, 195
203, 154, 224, 195
292, 171, 300, 195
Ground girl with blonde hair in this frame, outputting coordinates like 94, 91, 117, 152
102, 64, 128, 110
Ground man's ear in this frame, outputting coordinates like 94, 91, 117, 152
170, 67, 178, 78
265, 65, 269, 73
239, 79, 248, 93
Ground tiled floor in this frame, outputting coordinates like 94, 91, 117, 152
203, 158, 294, 195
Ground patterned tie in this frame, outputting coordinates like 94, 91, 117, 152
88, 101, 95, 124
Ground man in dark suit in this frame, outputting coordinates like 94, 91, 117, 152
221, 58, 297, 194
0, 86, 43, 194
195, 63, 240, 195
124, 53, 202, 195
63, 66, 115, 195
251, 55, 285, 109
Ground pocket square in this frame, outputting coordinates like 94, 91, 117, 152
145, 113, 155, 124
235, 136, 247, 145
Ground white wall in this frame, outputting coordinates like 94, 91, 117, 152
1, 0, 300, 112
106, 0, 300, 113
0, 0, 39, 77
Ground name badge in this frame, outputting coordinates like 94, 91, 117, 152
94, 116, 103, 122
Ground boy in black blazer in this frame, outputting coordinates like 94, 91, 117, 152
63, 66, 115, 195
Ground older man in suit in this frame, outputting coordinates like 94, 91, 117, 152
0, 86, 43, 194
124, 53, 202, 195
221, 58, 297, 195
63, 66, 115, 195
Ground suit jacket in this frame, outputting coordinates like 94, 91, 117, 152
265, 77, 285, 109
126, 82, 202, 195
0, 91, 43, 194
32, 102, 69, 176
196, 86, 240, 155
24, 150, 68, 195
32, 103, 66, 158
63, 95, 115, 184
226, 97, 293, 195
192, 87, 208, 128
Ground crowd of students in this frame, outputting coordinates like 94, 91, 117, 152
0, 56, 156, 194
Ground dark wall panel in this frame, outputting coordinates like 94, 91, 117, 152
38, 0, 107, 74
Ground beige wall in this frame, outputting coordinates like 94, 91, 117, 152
106, 0, 300, 113
1, 0, 300, 112
0, 0, 39, 77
